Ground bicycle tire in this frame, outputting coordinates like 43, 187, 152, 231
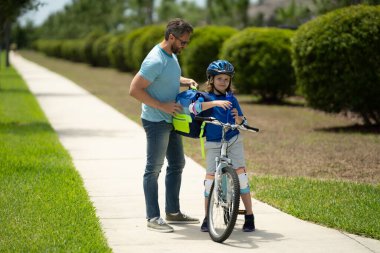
207, 166, 240, 243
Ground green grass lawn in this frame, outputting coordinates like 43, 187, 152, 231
0, 54, 111, 251
18, 50, 380, 240
252, 176, 380, 239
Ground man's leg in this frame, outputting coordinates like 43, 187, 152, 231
165, 129, 185, 214
165, 130, 199, 224
142, 119, 171, 219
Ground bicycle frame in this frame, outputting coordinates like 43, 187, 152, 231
213, 125, 233, 208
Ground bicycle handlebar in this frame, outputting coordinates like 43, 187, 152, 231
194, 116, 259, 133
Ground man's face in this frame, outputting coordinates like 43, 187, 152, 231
170, 33, 190, 54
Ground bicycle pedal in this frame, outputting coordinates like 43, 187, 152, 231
238, 210, 247, 215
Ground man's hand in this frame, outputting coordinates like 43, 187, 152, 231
159, 102, 183, 116
180, 77, 199, 89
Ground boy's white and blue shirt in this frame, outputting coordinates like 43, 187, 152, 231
139, 44, 181, 123
201, 92, 243, 142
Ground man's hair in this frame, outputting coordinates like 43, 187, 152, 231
165, 18, 193, 40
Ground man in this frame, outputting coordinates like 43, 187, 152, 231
129, 18, 199, 233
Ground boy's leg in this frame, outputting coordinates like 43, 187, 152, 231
236, 167, 255, 232
202, 140, 220, 231
236, 167, 253, 215
203, 173, 214, 214
201, 173, 214, 232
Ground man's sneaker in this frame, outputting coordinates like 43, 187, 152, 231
166, 211, 200, 224
200, 217, 208, 232
147, 217, 174, 233
242, 214, 255, 232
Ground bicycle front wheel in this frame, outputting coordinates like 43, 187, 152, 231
207, 166, 240, 243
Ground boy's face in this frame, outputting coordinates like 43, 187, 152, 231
212, 74, 231, 92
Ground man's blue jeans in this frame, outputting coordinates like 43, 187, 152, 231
142, 119, 185, 219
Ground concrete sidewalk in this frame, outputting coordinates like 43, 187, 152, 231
10, 53, 380, 253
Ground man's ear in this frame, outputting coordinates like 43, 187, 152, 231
169, 33, 176, 43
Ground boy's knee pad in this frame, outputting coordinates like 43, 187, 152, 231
238, 173, 250, 194
204, 179, 213, 198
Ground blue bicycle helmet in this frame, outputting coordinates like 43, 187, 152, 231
206, 60, 235, 79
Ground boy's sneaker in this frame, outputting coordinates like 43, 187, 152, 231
242, 214, 255, 232
200, 217, 208, 232
166, 211, 200, 224
147, 217, 174, 233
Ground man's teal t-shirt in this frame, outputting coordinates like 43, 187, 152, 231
138, 44, 181, 123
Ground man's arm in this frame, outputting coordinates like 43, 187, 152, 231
129, 73, 182, 115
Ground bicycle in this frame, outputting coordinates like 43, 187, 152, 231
195, 116, 259, 243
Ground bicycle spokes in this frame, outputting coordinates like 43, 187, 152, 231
207, 167, 240, 243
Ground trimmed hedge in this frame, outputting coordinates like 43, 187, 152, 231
92, 34, 113, 67
131, 25, 165, 71
34, 40, 63, 58
123, 27, 150, 71
60, 40, 84, 62
220, 27, 295, 100
107, 33, 128, 71
80, 31, 105, 66
180, 26, 237, 83
292, 5, 380, 125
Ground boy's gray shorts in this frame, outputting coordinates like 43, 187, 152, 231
205, 134, 246, 174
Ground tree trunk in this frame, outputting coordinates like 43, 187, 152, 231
146, 0, 154, 25
0, 41, 2, 70
4, 20, 11, 68
206, 0, 212, 24
242, 0, 250, 28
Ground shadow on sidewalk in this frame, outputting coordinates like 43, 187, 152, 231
170, 224, 284, 249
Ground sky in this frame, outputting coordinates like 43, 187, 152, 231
19, 0, 207, 26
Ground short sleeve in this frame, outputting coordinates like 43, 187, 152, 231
139, 58, 163, 83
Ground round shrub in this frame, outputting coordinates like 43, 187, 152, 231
60, 40, 83, 62
80, 30, 105, 66
107, 33, 128, 71
92, 34, 113, 67
131, 25, 165, 71
123, 26, 150, 71
180, 26, 237, 83
220, 27, 295, 101
292, 5, 380, 125
35, 40, 63, 58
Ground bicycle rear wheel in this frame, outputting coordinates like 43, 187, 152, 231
207, 166, 240, 243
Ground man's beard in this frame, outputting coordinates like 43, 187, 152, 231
171, 44, 182, 54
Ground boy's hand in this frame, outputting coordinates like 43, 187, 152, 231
213, 100, 232, 110
231, 108, 243, 124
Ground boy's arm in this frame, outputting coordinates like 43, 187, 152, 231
189, 100, 232, 115
231, 98, 245, 124
231, 108, 245, 124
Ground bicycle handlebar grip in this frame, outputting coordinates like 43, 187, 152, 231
245, 125, 259, 132
194, 116, 215, 122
